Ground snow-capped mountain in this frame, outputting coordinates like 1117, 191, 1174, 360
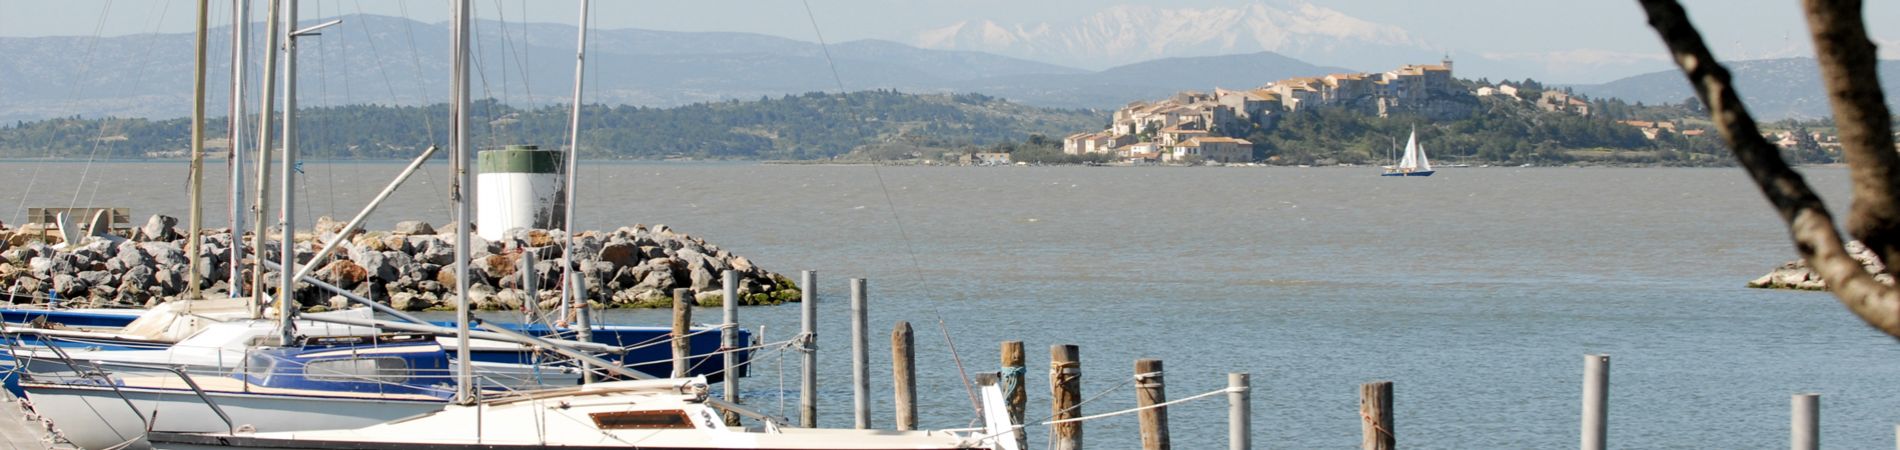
913, 2, 1439, 72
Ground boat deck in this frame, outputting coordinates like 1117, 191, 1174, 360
0, 390, 75, 449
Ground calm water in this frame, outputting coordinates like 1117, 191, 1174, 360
5, 160, 1897, 448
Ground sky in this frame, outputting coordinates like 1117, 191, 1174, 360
2, 0, 1895, 83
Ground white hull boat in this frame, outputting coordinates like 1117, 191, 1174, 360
150, 377, 1016, 450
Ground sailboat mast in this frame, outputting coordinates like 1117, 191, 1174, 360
451, 0, 474, 405
563, 0, 595, 383
277, 0, 299, 346
228, 0, 248, 298
187, 0, 208, 299
251, 0, 280, 319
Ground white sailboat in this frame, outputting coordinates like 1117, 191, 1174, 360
1381, 126, 1435, 177
150, 376, 1017, 449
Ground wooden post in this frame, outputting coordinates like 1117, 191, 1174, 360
1793, 393, 1818, 450
1361, 381, 1394, 450
850, 278, 870, 429
1582, 354, 1608, 450
672, 288, 692, 378
1002, 341, 1027, 449
1050, 344, 1082, 450
1136, 359, 1169, 450
892, 321, 916, 431
799, 270, 817, 428
1230, 373, 1250, 450
721, 270, 739, 402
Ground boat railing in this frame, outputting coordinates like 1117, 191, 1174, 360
25, 340, 236, 433
87, 359, 239, 434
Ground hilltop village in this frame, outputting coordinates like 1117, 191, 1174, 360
1052, 59, 1832, 167
1063, 59, 1473, 164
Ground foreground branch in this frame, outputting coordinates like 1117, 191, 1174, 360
1803, 0, 1900, 277
1638, 0, 1900, 338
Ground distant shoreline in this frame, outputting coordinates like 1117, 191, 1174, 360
0, 157, 1828, 170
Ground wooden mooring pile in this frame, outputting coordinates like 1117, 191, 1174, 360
612, 269, 1879, 449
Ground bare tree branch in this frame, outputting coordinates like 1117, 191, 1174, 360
1803, 0, 1900, 277
1638, 0, 1900, 338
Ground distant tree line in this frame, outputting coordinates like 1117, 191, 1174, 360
0, 90, 1102, 161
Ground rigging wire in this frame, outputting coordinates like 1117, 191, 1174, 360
465, 1, 501, 150
489, 0, 512, 145
22, 0, 124, 226
56, 0, 180, 232
46, 0, 121, 217
796, 0, 982, 416
393, 0, 451, 222
349, 0, 422, 164
514, 0, 534, 107
313, 0, 336, 218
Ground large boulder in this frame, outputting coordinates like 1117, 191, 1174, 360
76, 270, 115, 292
393, 221, 436, 236
139, 242, 189, 267
319, 259, 370, 290
154, 267, 186, 296
390, 292, 430, 311
598, 241, 641, 269
0, 245, 38, 265
28, 256, 74, 279
12, 277, 44, 298
633, 266, 676, 293
479, 253, 518, 280
312, 216, 349, 236
51, 274, 85, 298
140, 215, 181, 242
119, 265, 156, 292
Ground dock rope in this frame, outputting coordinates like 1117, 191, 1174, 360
796, 0, 982, 418
940, 384, 1242, 441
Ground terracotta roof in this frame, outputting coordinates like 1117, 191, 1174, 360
1159, 126, 1208, 134
1192, 137, 1253, 145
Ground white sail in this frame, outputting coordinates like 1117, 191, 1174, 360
1416, 140, 1432, 172
1398, 128, 1419, 170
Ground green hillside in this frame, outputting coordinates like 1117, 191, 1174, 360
0, 90, 1103, 160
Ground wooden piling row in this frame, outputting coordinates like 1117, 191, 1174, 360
1050, 344, 1082, 450
1002, 341, 1027, 449
748, 284, 1861, 450
1136, 358, 1170, 450
1361, 381, 1393, 450
892, 321, 917, 431
671, 288, 691, 378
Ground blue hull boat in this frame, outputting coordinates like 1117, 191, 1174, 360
0, 305, 751, 394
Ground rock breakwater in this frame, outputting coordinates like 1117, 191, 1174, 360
1747, 241, 1892, 290
0, 215, 800, 311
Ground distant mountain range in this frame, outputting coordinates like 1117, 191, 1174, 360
0, 14, 1351, 122
0, 12, 1874, 124
1568, 58, 1900, 120
912, 3, 1435, 73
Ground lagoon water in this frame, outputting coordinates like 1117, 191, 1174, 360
4, 161, 1897, 448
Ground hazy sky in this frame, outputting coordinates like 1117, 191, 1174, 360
3, 0, 1894, 82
